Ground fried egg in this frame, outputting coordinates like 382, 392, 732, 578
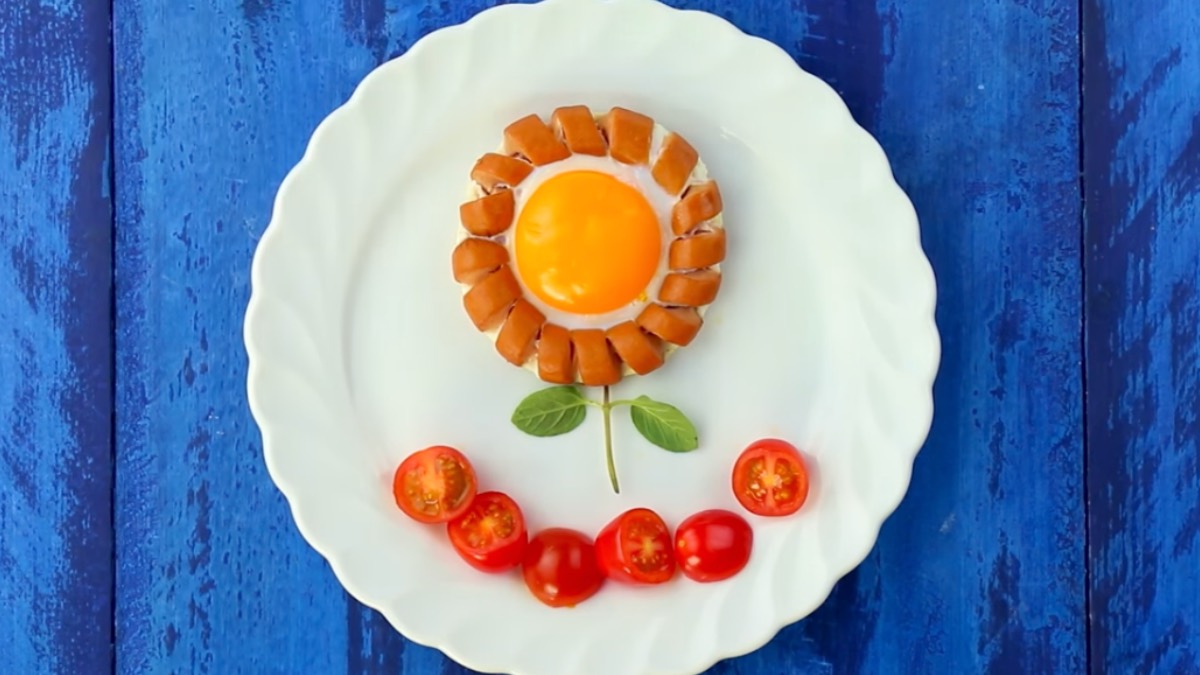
509, 145, 706, 327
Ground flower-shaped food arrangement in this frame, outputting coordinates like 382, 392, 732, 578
393, 105, 812, 610
453, 105, 725, 384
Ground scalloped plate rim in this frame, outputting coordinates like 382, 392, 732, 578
244, 1, 941, 673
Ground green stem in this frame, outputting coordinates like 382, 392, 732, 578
603, 385, 619, 494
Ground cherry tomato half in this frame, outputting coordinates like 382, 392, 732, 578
392, 445, 478, 524
674, 509, 753, 583
732, 438, 810, 517
595, 508, 676, 584
447, 491, 527, 573
522, 528, 604, 608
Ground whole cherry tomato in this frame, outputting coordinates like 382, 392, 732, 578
447, 491, 527, 573
732, 438, 810, 517
595, 508, 676, 584
522, 528, 604, 607
674, 509, 753, 582
392, 445, 477, 524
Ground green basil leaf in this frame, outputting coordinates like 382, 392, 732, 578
511, 386, 588, 437
629, 396, 699, 452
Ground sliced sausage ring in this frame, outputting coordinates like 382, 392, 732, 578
452, 105, 726, 385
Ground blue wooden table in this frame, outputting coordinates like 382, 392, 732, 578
2, 0, 1197, 673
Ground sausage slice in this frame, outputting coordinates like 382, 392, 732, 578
462, 265, 521, 330
504, 114, 570, 165
496, 299, 546, 366
603, 107, 654, 165
571, 329, 622, 386
460, 190, 515, 236
668, 228, 726, 270
537, 323, 575, 384
551, 105, 607, 156
452, 238, 509, 284
636, 304, 703, 346
606, 322, 665, 375
671, 181, 723, 235
471, 153, 534, 191
658, 270, 722, 307
651, 132, 699, 195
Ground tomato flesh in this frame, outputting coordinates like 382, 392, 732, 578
392, 445, 477, 524
732, 438, 809, 517
522, 528, 604, 608
674, 509, 753, 582
595, 508, 676, 584
447, 491, 527, 573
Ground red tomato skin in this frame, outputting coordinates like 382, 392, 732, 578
522, 528, 605, 608
392, 445, 478, 524
674, 510, 753, 583
731, 438, 810, 517
446, 491, 528, 573
595, 508, 676, 585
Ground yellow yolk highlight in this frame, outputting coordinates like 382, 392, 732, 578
514, 170, 661, 314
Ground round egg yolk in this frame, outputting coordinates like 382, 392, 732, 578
514, 170, 661, 315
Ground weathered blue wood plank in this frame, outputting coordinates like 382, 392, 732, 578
0, 1, 114, 673
1084, 1, 1200, 673
112, 2, 389, 672
706, 0, 1086, 673
115, 1, 1084, 673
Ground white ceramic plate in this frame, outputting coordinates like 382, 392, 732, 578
244, 1, 940, 673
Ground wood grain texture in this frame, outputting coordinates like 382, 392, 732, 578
112, 2, 390, 672
707, 0, 1086, 672
1084, 1, 1200, 673
113, 1, 1084, 673
0, 1, 114, 672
